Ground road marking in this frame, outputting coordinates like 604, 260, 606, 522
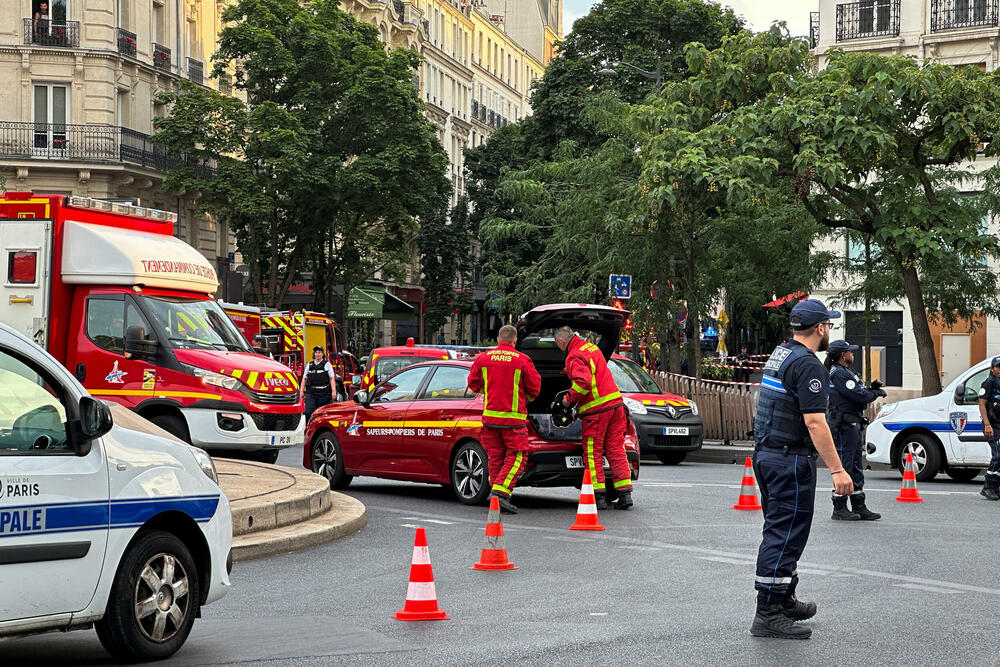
402, 517, 454, 525
542, 535, 595, 543
638, 480, 978, 496
893, 583, 962, 595
620, 545, 661, 551
590, 612, 608, 616
400, 523, 424, 529
698, 556, 754, 566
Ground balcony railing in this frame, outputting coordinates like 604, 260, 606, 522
23, 18, 80, 48
153, 43, 171, 71
836, 0, 900, 41
810, 11, 820, 48
0, 122, 214, 179
931, 0, 998, 31
187, 58, 204, 86
117, 27, 137, 57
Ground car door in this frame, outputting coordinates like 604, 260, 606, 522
0, 343, 110, 623
947, 365, 992, 465
354, 365, 431, 475
404, 364, 478, 478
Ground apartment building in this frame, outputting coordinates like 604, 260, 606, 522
809, 0, 1000, 389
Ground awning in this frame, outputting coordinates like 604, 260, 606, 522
347, 286, 415, 320
762, 291, 807, 308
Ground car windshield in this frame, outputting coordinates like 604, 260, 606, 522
142, 296, 250, 352
374, 356, 442, 385
610, 357, 661, 394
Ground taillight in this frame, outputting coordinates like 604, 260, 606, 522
8, 251, 37, 284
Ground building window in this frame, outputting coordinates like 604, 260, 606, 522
836, 0, 900, 41
32, 84, 68, 150
931, 0, 998, 32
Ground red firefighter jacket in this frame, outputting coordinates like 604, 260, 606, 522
564, 336, 623, 417
467, 342, 541, 428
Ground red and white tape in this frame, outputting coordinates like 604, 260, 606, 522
658, 371, 761, 387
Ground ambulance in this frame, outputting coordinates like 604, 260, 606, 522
0, 192, 303, 463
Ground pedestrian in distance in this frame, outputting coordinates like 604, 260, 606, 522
977, 356, 1000, 501
824, 340, 884, 521
302, 345, 338, 422
555, 326, 635, 510
466, 325, 541, 513
736, 346, 751, 384
750, 298, 853, 640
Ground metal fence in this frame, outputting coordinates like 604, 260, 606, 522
22, 18, 80, 48
836, 0, 900, 41
187, 58, 204, 86
117, 27, 137, 57
153, 43, 171, 71
931, 0, 998, 31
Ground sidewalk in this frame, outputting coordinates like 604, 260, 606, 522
216, 459, 367, 562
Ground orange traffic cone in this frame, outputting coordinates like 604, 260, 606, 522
570, 468, 606, 531
471, 496, 518, 571
393, 527, 450, 621
896, 452, 924, 503
732, 456, 763, 511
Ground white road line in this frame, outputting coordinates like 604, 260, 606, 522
698, 556, 754, 566
402, 517, 454, 525
620, 545, 661, 551
893, 583, 962, 595
542, 535, 595, 543
400, 523, 424, 529
590, 612, 608, 616
637, 481, 977, 496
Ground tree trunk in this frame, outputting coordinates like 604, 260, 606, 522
900, 260, 941, 395
863, 236, 872, 384
685, 312, 701, 380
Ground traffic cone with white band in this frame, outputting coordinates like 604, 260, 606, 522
896, 452, 924, 503
732, 456, 763, 511
393, 527, 450, 621
570, 468, 606, 531
472, 495, 518, 571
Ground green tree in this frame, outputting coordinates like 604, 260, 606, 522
418, 197, 474, 341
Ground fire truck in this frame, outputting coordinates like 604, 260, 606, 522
220, 301, 262, 344
0, 191, 303, 463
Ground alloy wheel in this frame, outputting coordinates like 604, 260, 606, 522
133, 553, 190, 643
903, 440, 927, 475
454, 447, 485, 500
312, 437, 337, 482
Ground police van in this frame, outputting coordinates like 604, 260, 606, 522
0, 323, 232, 661
867, 358, 994, 482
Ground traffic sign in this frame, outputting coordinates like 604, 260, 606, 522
609, 274, 632, 299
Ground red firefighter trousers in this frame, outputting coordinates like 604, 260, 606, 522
583, 406, 633, 494
481, 426, 529, 498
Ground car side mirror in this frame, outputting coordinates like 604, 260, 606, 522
352, 374, 362, 386
353, 390, 369, 405
77, 396, 112, 455
124, 325, 158, 359
955, 384, 967, 404
253, 346, 269, 355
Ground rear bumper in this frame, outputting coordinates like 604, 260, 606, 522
182, 407, 304, 452
518, 448, 640, 487
631, 413, 704, 454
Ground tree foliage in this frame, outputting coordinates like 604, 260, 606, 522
418, 197, 475, 339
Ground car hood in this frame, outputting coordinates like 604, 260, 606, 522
515, 303, 628, 359
173, 349, 300, 394
623, 391, 690, 407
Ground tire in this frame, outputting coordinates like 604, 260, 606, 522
945, 467, 982, 482
657, 451, 687, 465
450, 440, 491, 505
149, 414, 191, 445
896, 433, 941, 482
95, 530, 199, 663
310, 431, 352, 489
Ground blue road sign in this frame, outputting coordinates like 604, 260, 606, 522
609, 274, 632, 299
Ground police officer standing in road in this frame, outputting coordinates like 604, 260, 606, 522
977, 357, 1000, 501
825, 340, 885, 521
302, 345, 338, 422
750, 299, 853, 640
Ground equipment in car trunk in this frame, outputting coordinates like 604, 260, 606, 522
551, 390, 578, 428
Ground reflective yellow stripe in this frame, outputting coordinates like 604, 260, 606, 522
357, 420, 482, 428
481, 367, 488, 411
455, 420, 483, 428
581, 390, 622, 413
512, 369, 520, 414
503, 451, 524, 490
483, 409, 527, 420
586, 436, 603, 491
232, 369, 244, 379
247, 371, 259, 388
570, 381, 586, 394
90, 389, 222, 400
613, 478, 631, 489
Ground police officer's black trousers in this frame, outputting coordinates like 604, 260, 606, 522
830, 419, 865, 507
986, 436, 1000, 483
304, 389, 332, 422
753, 447, 817, 604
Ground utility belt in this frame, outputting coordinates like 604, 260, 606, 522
305, 384, 332, 395
830, 411, 869, 426
755, 442, 816, 457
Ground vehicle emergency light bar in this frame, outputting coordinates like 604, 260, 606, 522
68, 196, 178, 223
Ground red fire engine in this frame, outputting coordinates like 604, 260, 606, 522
0, 192, 303, 463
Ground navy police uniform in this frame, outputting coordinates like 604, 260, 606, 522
978, 359, 1000, 499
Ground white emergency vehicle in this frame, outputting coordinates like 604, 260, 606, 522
867, 357, 994, 482
0, 323, 232, 661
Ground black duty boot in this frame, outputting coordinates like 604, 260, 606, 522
492, 493, 518, 514
851, 500, 881, 521
832, 498, 861, 520
780, 595, 817, 621
750, 602, 812, 639
613, 491, 634, 510
594, 492, 608, 510
981, 482, 1000, 501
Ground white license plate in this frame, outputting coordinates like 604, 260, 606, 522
565, 456, 584, 469
663, 427, 689, 436
270, 435, 293, 446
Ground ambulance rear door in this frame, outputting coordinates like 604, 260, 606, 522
0, 220, 53, 346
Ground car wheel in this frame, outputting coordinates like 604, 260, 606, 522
95, 530, 199, 663
945, 467, 982, 482
896, 434, 941, 482
149, 414, 191, 444
451, 440, 490, 505
311, 431, 352, 489
657, 451, 687, 465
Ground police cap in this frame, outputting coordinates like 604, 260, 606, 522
313, 345, 324, 353
992, 356, 1000, 368
789, 298, 841, 329
828, 340, 859, 356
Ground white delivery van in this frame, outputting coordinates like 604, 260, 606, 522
867, 358, 994, 482
0, 323, 232, 661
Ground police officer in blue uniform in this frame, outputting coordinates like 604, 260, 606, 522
825, 340, 885, 521
750, 299, 853, 640
977, 357, 1000, 501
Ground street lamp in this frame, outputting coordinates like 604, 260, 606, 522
598, 57, 663, 94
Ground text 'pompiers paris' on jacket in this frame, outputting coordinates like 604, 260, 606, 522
563, 336, 623, 417
467, 342, 542, 428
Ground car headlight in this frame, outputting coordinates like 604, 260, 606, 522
876, 402, 898, 420
623, 397, 647, 415
187, 365, 242, 391
688, 400, 699, 416
190, 447, 218, 484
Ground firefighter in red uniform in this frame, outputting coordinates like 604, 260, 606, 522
467, 325, 541, 514
555, 326, 634, 510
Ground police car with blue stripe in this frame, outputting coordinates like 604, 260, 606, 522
0, 323, 232, 661
867, 357, 996, 482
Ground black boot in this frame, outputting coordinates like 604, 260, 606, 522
781, 595, 817, 621
981, 479, 1000, 501
851, 497, 881, 521
492, 493, 518, 514
832, 497, 860, 520
613, 491, 634, 510
595, 492, 608, 511
750, 601, 812, 639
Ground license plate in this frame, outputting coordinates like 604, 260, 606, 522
565, 456, 584, 469
663, 427, 689, 436
270, 435, 293, 446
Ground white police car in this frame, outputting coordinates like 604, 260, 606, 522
0, 323, 232, 661
867, 358, 994, 482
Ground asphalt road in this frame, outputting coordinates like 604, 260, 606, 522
6, 451, 1000, 666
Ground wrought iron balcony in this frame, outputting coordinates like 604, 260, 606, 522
810, 11, 820, 48
187, 58, 204, 86
153, 43, 171, 71
117, 27, 137, 57
835, 0, 900, 41
23, 18, 80, 48
0, 122, 214, 179
931, 0, 998, 31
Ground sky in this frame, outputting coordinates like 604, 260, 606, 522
562, 0, 818, 39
